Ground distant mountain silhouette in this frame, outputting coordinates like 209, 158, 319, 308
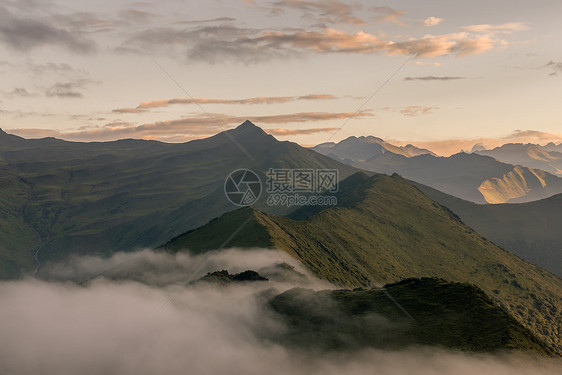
475, 143, 562, 176
312, 137, 562, 204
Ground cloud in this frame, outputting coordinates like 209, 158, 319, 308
173, 17, 236, 25
388, 33, 494, 57
39, 248, 321, 288
462, 22, 529, 34
0, 6, 96, 53
8, 111, 373, 142
266, 127, 338, 136
27, 62, 79, 75
0, 249, 560, 375
113, 94, 338, 113
3, 87, 37, 98
506, 129, 562, 143
270, 0, 364, 25
50, 12, 125, 34
45, 79, 94, 98
399, 106, 438, 117
423, 17, 443, 27
112, 107, 146, 114
122, 21, 525, 64
410, 61, 442, 67
372, 6, 407, 26
404, 76, 465, 81
119, 9, 156, 24
544, 61, 562, 76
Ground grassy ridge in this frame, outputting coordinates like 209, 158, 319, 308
165, 172, 562, 354
415, 182, 562, 277
269, 278, 554, 354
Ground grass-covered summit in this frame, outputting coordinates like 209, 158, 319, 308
269, 278, 554, 354
164, 172, 562, 354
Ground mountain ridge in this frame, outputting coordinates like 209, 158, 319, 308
475, 143, 562, 176
0, 121, 362, 278
413, 182, 562, 277
164, 172, 562, 353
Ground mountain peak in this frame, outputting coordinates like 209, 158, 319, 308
239, 119, 258, 128
229, 120, 268, 138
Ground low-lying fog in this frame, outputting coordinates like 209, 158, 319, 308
0, 249, 559, 375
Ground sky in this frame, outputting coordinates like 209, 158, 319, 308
0, 0, 561, 155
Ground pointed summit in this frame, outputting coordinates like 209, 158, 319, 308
228, 120, 269, 139
240, 119, 257, 128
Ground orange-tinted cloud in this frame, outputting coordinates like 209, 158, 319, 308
399, 106, 438, 117
423, 17, 443, 27
372, 6, 406, 26
462, 22, 529, 34
270, 0, 364, 26
253, 28, 497, 57
266, 127, 338, 136
124, 22, 527, 63
113, 94, 338, 113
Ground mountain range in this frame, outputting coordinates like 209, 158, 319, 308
474, 143, 562, 176
312, 137, 562, 204
164, 172, 562, 353
2, 121, 562, 355
0, 122, 359, 278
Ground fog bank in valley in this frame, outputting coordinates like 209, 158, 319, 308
1, 249, 559, 375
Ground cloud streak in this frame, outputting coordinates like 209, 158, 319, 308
266, 127, 338, 136
113, 94, 338, 113
462, 22, 529, 34
399, 106, 438, 117
404, 76, 465, 81
270, 0, 364, 25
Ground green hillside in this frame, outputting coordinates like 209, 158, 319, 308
0, 122, 359, 278
269, 278, 553, 354
164, 172, 562, 354
414, 182, 562, 277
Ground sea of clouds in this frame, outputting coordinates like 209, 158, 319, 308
0, 248, 560, 375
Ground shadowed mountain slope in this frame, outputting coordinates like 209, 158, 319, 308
414, 183, 562, 277
0, 121, 360, 278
